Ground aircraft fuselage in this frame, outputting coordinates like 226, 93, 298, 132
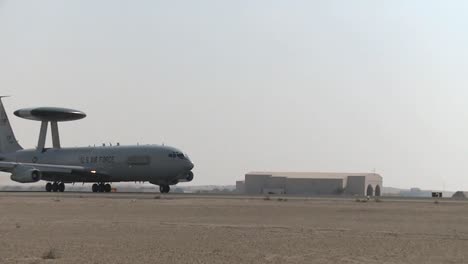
2, 145, 194, 185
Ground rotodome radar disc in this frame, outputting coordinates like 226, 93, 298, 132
14, 107, 86, 122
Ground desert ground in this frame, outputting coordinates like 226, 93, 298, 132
0, 193, 467, 264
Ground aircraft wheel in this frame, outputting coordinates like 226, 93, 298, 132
45, 182, 52, 192
58, 182, 65, 192
98, 183, 105, 193
160, 185, 170, 194
52, 182, 59, 192
104, 184, 111, 193
92, 183, 98, 193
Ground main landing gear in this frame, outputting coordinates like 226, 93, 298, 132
45, 182, 65, 192
159, 185, 170, 194
92, 183, 112, 193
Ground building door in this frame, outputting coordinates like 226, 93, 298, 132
366, 185, 374, 196
375, 185, 381, 196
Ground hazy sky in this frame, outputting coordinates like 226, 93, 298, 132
1, 1, 468, 190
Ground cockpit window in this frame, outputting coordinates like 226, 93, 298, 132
168, 152, 187, 160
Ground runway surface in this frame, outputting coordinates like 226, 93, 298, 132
0, 191, 450, 202
0, 192, 467, 264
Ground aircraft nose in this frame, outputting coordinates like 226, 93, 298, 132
186, 162, 194, 171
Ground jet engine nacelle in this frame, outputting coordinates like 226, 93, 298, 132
10, 165, 41, 183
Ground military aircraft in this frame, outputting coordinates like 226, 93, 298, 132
0, 97, 194, 193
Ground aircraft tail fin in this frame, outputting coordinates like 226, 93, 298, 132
0, 97, 23, 153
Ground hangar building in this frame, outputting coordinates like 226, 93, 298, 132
236, 172, 383, 196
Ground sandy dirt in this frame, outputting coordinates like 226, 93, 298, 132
0, 193, 467, 264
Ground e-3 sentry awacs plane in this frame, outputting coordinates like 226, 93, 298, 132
0, 97, 194, 193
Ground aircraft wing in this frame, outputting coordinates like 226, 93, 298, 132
0, 161, 109, 182
0, 161, 86, 173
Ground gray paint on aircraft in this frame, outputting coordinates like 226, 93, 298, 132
0, 98, 194, 192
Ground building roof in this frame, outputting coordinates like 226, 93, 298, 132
246, 171, 382, 180
452, 191, 468, 199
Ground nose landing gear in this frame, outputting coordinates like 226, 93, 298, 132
159, 185, 170, 194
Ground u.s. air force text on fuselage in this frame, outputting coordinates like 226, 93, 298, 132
80, 156, 115, 164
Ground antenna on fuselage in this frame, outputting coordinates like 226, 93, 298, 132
14, 107, 86, 151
